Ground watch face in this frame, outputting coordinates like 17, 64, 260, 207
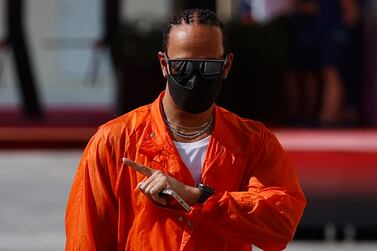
195, 183, 204, 189
199, 184, 215, 193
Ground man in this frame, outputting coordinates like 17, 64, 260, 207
3, 0, 43, 118
65, 9, 306, 251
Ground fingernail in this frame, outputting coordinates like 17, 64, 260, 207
138, 182, 145, 190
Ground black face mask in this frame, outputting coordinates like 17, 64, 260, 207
167, 71, 223, 114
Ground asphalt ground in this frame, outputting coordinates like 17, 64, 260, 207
0, 150, 376, 251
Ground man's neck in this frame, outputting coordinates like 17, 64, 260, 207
161, 91, 214, 142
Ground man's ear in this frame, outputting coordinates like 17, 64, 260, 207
158, 51, 168, 78
223, 52, 234, 79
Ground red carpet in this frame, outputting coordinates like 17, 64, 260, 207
0, 107, 114, 148
275, 129, 377, 195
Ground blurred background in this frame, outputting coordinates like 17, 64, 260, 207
0, 0, 376, 250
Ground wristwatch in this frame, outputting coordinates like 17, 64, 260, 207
195, 183, 215, 204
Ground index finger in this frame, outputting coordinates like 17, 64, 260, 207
122, 157, 155, 177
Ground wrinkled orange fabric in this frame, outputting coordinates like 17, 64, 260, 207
65, 92, 306, 251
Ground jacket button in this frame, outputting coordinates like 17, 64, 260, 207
178, 216, 184, 222
187, 220, 193, 227
150, 132, 155, 138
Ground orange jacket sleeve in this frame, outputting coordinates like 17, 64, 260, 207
65, 130, 118, 250
198, 127, 306, 251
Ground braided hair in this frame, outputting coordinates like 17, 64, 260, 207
162, 9, 229, 56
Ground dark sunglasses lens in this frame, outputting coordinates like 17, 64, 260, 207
170, 61, 193, 78
169, 59, 224, 80
202, 62, 223, 76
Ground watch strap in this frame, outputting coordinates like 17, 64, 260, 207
195, 183, 215, 204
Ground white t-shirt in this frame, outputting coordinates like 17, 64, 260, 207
173, 136, 211, 183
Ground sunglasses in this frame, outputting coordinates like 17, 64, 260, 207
164, 52, 227, 80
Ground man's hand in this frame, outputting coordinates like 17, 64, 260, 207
122, 157, 201, 206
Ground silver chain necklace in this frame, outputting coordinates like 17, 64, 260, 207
164, 115, 213, 139
161, 104, 213, 139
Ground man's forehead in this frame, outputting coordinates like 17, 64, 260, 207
167, 24, 224, 58
169, 23, 222, 35
168, 24, 223, 47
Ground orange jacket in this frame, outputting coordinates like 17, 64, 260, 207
65, 92, 306, 251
